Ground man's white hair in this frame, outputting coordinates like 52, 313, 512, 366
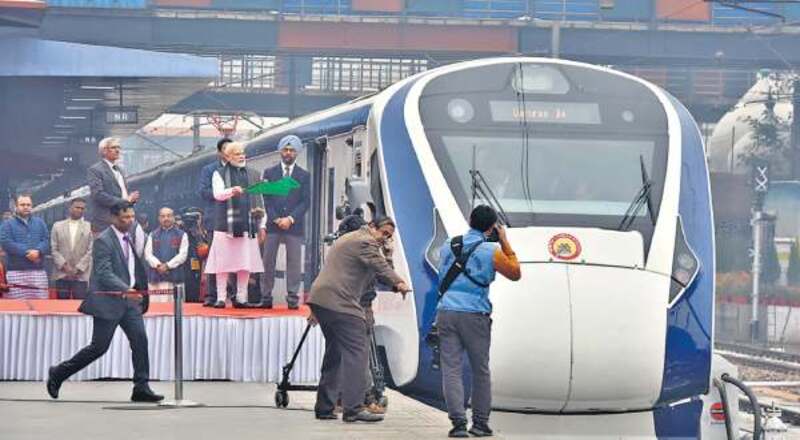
98, 137, 121, 154
223, 141, 244, 154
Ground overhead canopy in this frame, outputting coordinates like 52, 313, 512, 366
2, 37, 217, 77
0, 37, 218, 181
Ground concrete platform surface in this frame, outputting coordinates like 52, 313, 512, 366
0, 381, 467, 440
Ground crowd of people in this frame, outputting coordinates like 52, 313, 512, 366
0, 136, 309, 308
0, 134, 521, 437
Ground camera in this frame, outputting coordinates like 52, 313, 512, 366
182, 212, 201, 230
487, 226, 500, 243
425, 324, 442, 370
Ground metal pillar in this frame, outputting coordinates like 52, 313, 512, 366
288, 55, 297, 118
192, 114, 201, 151
551, 22, 561, 59
791, 78, 800, 179
751, 210, 765, 343
159, 284, 203, 408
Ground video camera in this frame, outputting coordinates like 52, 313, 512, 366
181, 211, 201, 231
425, 324, 442, 370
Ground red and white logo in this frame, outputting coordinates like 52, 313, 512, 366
548, 233, 582, 261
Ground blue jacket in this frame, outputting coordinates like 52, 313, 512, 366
0, 215, 50, 271
198, 160, 223, 228
437, 228, 499, 315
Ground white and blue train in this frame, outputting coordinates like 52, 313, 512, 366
37, 57, 748, 438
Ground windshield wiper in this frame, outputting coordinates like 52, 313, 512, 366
617, 155, 656, 231
470, 168, 513, 227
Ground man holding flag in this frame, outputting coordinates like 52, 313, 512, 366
257, 135, 310, 309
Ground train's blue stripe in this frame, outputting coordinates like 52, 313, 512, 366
378, 81, 444, 400
656, 95, 714, 408
653, 398, 703, 439
247, 104, 372, 156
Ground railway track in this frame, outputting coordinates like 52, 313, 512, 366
716, 342, 800, 376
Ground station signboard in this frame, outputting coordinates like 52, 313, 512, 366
105, 107, 138, 125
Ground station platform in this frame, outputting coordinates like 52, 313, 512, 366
0, 381, 462, 440
0, 300, 323, 383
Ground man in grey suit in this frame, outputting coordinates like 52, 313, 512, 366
47, 202, 163, 403
87, 137, 140, 234
50, 198, 93, 299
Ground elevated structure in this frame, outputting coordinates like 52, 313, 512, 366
6, 1, 800, 202
0, 1, 217, 207
33, 1, 800, 122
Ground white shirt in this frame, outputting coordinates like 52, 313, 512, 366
281, 162, 295, 177
144, 227, 189, 270
110, 225, 135, 289
104, 159, 129, 200
67, 218, 80, 249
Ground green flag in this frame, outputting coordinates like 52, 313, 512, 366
246, 176, 301, 196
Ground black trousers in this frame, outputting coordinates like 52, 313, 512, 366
52, 303, 150, 389
55, 279, 88, 300
310, 304, 368, 417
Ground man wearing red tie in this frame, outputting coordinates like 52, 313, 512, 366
47, 202, 163, 403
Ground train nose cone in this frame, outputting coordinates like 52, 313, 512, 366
490, 264, 669, 412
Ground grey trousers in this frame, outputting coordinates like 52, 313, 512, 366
261, 232, 303, 305
310, 304, 368, 417
437, 310, 492, 424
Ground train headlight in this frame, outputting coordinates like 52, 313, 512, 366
622, 110, 635, 123
669, 217, 701, 305
447, 99, 474, 124
511, 64, 570, 95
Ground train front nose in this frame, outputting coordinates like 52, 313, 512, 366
489, 260, 670, 412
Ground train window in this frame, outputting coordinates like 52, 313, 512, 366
440, 136, 657, 217
419, 61, 669, 237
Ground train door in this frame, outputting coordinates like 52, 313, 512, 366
306, 128, 367, 282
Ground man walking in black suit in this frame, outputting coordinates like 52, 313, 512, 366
259, 135, 310, 309
47, 202, 163, 403
87, 137, 140, 234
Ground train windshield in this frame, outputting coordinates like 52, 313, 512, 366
419, 62, 669, 234
439, 136, 656, 217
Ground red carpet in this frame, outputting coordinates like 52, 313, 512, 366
0, 299, 309, 318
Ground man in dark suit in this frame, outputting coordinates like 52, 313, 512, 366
47, 202, 163, 403
259, 135, 310, 309
198, 138, 231, 307
87, 137, 140, 234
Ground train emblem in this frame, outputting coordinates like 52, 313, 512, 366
548, 233, 582, 261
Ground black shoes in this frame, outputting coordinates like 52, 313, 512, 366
343, 410, 384, 423
258, 300, 273, 309
202, 298, 215, 307
131, 387, 164, 403
287, 303, 299, 310
213, 301, 226, 309
469, 422, 493, 437
232, 300, 256, 309
46, 366, 61, 399
315, 412, 337, 420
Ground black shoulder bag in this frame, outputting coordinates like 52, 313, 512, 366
426, 236, 487, 370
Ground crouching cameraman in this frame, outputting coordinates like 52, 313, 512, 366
435, 205, 521, 438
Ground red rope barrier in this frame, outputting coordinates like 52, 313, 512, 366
2, 283, 175, 296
